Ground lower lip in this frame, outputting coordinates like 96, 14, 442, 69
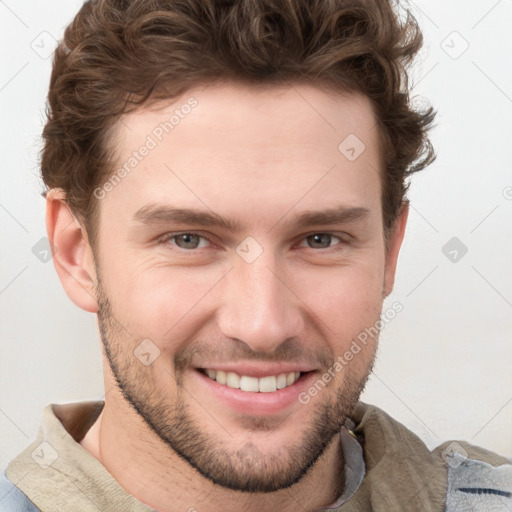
192, 369, 317, 416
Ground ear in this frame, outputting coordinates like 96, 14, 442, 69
383, 201, 409, 297
46, 189, 98, 313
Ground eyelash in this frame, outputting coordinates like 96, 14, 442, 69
157, 232, 349, 252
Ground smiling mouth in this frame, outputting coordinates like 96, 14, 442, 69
198, 368, 310, 393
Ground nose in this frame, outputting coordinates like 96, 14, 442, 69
216, 256, 304, 354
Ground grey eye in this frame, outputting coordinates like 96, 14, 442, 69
173, 233, 202, 249
306, 234, 333, 249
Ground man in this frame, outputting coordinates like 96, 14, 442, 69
1, 0, 510, 510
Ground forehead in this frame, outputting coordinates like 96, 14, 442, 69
117, 81, 378, 154
103, 82, 382, 222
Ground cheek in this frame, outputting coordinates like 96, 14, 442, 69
294, 260, 385, 342
105, 262, 226, 342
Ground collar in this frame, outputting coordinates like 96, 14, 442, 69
322, 418, 366, 509
6, 400, 365, 511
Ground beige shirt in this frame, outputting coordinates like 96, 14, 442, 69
5, 400, 511, 511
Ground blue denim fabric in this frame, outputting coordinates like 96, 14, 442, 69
0, 471, 41, 512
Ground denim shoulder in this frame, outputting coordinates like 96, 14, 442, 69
0, 470, 41, 512
438, 442, 512, 512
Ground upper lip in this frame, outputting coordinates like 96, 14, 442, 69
197, 363, 316, 378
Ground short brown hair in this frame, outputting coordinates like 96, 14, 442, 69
41, 0, 436, 249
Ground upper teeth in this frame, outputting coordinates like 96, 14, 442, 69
204, 369, 302, 392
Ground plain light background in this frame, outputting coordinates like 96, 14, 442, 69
1, 0, 511, 470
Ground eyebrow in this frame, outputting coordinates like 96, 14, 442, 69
132, 204, 370, 231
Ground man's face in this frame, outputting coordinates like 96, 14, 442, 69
92, 83, 399, 492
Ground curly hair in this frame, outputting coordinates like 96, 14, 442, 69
41, 0, 436, 249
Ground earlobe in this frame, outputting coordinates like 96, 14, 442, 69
383, 201, 409, 297
46, 189, 98, 313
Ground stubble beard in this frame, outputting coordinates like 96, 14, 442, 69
95, 281, 377, 493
